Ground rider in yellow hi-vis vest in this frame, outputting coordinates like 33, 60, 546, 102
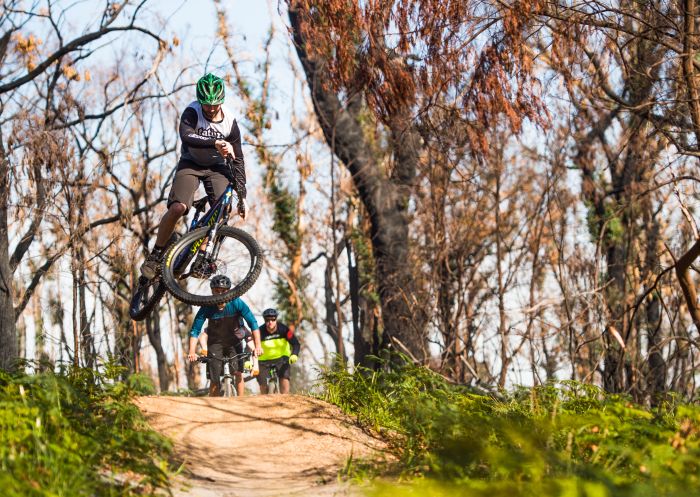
257, 308, 300, 394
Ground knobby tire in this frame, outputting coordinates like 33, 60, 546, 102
130, 233, 178, 321
129, 277, 166, 321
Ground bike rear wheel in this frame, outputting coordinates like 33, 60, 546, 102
161, 225, 263, 306
129, 276, 166, 321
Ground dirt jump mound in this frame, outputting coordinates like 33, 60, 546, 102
136, 395, 384, 497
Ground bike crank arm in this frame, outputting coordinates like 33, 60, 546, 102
178, 227, 223, 280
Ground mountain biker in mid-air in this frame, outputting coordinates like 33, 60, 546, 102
140, 73, 247, 280
256, 308, 301, 394
187, 275, 262, 397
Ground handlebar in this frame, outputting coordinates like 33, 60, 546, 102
196, 351, 251, 364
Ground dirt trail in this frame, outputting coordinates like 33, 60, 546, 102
136, 395, 385, 497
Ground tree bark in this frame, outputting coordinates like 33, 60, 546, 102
324, 256, 344, 360
77, 246, 95, 369
675, 240, 700, 329
145, 312, 170, 392
347, 240, 372, 367
0, 131, 17, 370
642, 196, 666, 401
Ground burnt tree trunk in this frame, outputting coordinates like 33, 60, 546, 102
289, 5, 428, 361
324, 256, 345, 361
0, 131, 16, 371
347, 240, 372, 367
77, 247, 95, 369
145, 311, 170, 392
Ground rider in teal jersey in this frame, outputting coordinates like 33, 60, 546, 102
188, 275, 262, 396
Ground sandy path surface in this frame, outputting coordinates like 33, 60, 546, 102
136, 395, 384, 497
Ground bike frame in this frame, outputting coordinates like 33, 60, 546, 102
172, 173, 239, 274
189, 184, 236, 232
221, 358, 237, 397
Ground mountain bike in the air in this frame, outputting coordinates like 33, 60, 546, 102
129, 158, 263, 320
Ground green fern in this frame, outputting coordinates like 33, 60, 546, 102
319, 357, 700, 496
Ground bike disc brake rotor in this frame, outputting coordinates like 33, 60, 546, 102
172, 231, 256, 300
189, 255, 217, 279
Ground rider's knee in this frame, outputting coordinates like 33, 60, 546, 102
168, 202, 187, 217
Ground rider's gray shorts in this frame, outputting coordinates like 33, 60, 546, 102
167, 160, 230, 213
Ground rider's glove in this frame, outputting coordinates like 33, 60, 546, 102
237, 199, 247, 219
243, 360, 253, 370
288, 354, 298, 365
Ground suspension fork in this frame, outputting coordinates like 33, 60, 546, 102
204, 202, 232, 261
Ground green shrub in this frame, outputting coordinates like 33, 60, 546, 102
0, 365, 172, 496
319, 359, 700, 496
126, 372, 157, 395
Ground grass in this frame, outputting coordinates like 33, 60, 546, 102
0, 363, 173, 496
319, 358, 700, 497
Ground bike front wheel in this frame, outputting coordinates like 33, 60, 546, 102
222, 376, 234, 398
161, 225, 263, 306
269, 373, 280, 394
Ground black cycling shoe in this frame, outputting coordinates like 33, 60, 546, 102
140, 250, 163, 280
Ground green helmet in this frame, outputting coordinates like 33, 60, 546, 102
196, 73, 225, 105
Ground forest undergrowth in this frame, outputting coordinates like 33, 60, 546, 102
320, 359, 700, 497
0, 364, 172, 496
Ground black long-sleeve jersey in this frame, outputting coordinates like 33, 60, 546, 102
179, 101, 246, 199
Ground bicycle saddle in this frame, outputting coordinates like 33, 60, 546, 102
192, 197, 209, 212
